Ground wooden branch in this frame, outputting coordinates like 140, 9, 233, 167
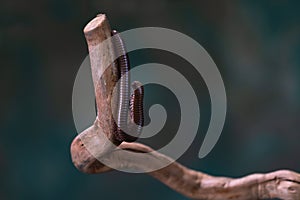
70, 14, 300, 200
83, 14, 120, 146
71, 127, 300, 200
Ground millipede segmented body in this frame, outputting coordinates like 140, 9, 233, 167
111, 30, 144, 142
130, 81, 144, 138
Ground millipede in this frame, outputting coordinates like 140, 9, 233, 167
111, 30, 144, 142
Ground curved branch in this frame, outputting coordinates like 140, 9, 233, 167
71, 121, 300, 200
71, 14, 300, 200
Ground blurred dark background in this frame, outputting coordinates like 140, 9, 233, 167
1, 0, 300, 199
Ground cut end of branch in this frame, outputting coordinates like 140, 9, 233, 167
84, 14, 106, 33
83, 14, 111, 45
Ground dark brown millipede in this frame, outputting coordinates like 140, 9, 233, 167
111, 30, 144, 142
130, 81, 144, 137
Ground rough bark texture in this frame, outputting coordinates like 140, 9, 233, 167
70, 14, 300, 200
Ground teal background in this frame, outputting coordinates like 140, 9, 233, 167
1, 0, 300, 199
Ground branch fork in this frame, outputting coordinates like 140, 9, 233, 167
70, 14, 300, 200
